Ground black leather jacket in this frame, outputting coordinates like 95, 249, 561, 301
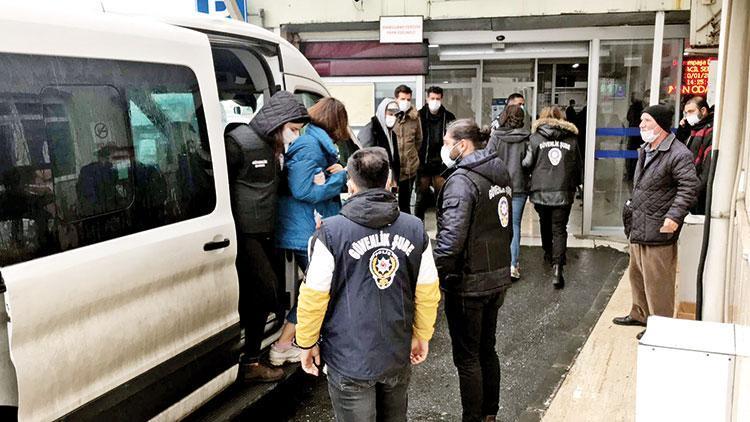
523, 118, 581, 206
435, 149, 513, 297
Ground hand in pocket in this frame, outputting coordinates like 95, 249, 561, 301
660, 218, 678, 234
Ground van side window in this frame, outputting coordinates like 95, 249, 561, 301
295, 91, 324, 108
212, 47, 276, 125
0, 53, 216, 266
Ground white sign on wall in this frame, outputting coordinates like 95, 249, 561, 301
380, 16, 424, 44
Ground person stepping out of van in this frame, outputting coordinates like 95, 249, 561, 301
225, 91, 310, 383
271, 98, 350, 366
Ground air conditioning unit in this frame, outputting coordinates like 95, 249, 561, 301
691, 0, 721, 47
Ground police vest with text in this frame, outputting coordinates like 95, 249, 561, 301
445, 168, 514, 296
316, 213, 427, 380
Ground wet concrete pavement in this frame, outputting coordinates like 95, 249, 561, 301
239, 245, 628, 421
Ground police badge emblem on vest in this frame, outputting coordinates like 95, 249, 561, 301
498, 196, 510, 228
548, 148, 563, 166
369, 248, 400, 290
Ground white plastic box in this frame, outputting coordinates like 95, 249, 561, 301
636, 316, 735, 422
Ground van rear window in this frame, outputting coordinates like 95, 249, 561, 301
0, 53, 216, 266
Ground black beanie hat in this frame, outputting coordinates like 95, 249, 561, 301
642, 104, 673, 134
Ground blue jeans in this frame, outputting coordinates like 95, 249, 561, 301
326, 366, 411, 422
511, 194, 528, 268
286, 250, 309, 324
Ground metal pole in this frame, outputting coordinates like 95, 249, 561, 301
534, 58, 539, 125
477, 60, 484, 126
551, 63, 557, 106
583, 38, 600, 235
675, 40, 684, 124
649, 11, 665, 106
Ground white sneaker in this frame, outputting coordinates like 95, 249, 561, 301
511, 266, 521, 282
269, 343, 302, 366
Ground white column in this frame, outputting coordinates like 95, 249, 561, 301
649, 11, 665, 106
583, 38, 600, 235
702, 0, 750, 322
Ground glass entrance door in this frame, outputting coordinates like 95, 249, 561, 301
589, 39, 683, 233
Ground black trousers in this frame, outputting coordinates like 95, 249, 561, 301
534, 204, 572, 265
397, 177, 416, 214
236, 233, 280, 363
445, 292, 506, 422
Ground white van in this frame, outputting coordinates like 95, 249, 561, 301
0, 5, 328, 421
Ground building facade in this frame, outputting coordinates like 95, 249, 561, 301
247, 1, 706, 236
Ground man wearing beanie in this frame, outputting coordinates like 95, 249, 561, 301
614, 104, 699, 340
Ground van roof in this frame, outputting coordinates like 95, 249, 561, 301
160, 15, 323, 85
99, 2, 323, 85
1, 3, 211, 57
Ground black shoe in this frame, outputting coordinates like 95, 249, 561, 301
552, 264, 565, 289
636, 330, 646, 340
612, 315, 647, 327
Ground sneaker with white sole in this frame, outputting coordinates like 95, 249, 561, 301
511, 266, 521, 282
269, 343, 302, 366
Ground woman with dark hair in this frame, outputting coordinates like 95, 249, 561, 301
435, 119, 513, 422
224, 90, 309, 383
272, 97, 349, 365
523, 106, 581, 289
487, 104, 531, 282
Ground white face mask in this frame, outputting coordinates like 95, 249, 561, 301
640, 128, 659, 143
385, 115, 397, 128
685, 113, 701, 126
428, 100, 441, 113
441, 143, 462, 168
398, 100, 411, 112
282, 127, 299, 145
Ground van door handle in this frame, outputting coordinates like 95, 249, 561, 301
204, 238, 230, 251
